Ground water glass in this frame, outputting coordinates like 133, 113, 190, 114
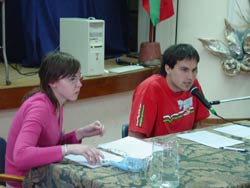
148, 138, 179, 188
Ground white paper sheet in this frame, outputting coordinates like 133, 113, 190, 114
65, 150, 123, 168
177, 130, 243, 148
214, 124, 250, 139
98, 136, 153, 158
108, 65, 144, 73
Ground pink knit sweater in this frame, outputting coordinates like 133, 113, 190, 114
5, 92, 80, 187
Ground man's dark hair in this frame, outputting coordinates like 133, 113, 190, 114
160, 44, 200, 77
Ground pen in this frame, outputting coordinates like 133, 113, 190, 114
219, 146, 248, 153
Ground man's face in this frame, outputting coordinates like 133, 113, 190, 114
165, 58, 198, 92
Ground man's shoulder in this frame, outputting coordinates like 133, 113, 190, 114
134, 74, 166, 96
141, 74, 165, 85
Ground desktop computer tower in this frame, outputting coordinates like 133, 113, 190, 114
60, 18, 105, 76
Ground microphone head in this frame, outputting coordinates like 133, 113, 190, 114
189, 85, 210, 108
190, 86, 198, 95
189, 86, 217, 115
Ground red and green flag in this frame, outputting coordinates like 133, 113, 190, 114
142, 0, 174, 26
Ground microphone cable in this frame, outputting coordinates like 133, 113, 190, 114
211, 111, 248, 127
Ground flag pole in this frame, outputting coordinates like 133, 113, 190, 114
153, 25, 156, 42
149, 21, 153, 42
149, 21, 156, 42
175, 0, 179, 44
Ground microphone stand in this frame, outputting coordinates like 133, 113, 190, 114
210, 96, 250, 105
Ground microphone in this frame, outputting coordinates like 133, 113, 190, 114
190, 86, 217, 115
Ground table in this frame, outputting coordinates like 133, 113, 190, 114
23, 121, 250, 188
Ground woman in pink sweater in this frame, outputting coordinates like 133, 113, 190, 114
5, 51, 105, 187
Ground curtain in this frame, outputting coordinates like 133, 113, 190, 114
6, 0, 129, 67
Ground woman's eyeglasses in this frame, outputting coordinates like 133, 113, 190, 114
66, 74, 83, 84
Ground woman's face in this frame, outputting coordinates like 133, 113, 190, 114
49, 70, 82, 106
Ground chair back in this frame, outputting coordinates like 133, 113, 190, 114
0, 137, 6, 186
0, 137, 24, 188
121, 124, 129, 138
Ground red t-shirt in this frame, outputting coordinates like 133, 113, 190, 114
129, 74, 210, 137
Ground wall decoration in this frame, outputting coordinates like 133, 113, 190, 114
199, 0, 250, 76
199, 18, 250, 76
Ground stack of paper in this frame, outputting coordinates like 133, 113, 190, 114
65, 150, 123, 168
214, 124, 250, 139
98, 136, 153, 159
65, 136, 153, 168
177, 130, 243, 148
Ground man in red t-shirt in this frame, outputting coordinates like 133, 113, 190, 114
128, 44, 210, 138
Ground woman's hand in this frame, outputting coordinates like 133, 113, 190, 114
64, 144, 104, 165
76, 120, 105, 140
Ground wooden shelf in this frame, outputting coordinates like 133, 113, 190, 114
0, 66, 159, 109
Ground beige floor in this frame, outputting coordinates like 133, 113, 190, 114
0, 63, 39, 88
